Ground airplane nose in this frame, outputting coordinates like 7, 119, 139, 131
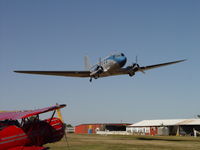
47, 118, 65, 142
119, 57, 127, 67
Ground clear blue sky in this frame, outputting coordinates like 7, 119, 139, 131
0, 0, 200, 125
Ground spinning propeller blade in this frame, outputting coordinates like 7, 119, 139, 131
99, 57, 102, 66
131, 56, 145, 74
136, 56, 145, 74
56, 103, 70, 150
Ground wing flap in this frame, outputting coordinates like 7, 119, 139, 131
14, 71, 90, 77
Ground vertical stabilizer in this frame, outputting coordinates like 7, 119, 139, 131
84, 56, 91, 70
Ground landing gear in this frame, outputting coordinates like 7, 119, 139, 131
89, 75, 100, 82
129, 72, 135, 77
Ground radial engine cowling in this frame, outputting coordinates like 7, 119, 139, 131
90, 65, 104, 78
22, 117, 65, 146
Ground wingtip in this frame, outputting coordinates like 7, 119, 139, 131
55, 104, 67, 109
14, 71, 26, 73
177, 59, 187, 63
60, 104, 67, 107
181, 59, 187, 62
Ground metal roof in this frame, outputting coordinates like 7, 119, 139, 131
129, 119, 200, 127
76, 123, 131, 127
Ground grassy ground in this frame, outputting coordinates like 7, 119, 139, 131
46, 134, 200, 150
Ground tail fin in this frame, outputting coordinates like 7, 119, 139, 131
84, 56, 91, 70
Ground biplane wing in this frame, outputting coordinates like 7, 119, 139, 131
0, 104, 66, 121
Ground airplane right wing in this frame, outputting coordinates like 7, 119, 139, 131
14, 71, 91, 77
139, 59, 186, 72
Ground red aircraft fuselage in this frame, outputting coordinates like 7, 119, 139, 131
0, 117, 65, 150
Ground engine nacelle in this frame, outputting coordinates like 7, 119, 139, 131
90, 65, 104, 78
126, 65, 138, 77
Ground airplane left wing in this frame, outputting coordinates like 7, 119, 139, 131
14, 71, 91, 77
139, 59, 186, 72
106, 59, 186, 76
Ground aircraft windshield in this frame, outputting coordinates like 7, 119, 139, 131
114, 53, 125, 57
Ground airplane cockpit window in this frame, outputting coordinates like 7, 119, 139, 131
115, 54, 121, 57
115, 53, 125, 57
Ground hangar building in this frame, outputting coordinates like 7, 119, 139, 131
127, 119, 200, 136
75, 123, 130, 134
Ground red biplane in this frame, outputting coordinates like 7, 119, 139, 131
0, 104, 66, 150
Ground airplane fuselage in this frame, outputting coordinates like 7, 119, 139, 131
90, 53, 127, 79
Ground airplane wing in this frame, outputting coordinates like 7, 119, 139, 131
0, 104, 66, 121
106, 59, 186, 76
139, 59, 186, 72
14, 60, 186, 78
14, 71, 90, 77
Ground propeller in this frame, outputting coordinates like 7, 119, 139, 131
55, 103, 70, 150
96, 57, 104, 73
136, 55, 138, 64
89, 57, 104, 82
99, 57, 102, 66
130, 56, 145, 74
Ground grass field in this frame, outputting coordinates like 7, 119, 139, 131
46, 134, 200, 150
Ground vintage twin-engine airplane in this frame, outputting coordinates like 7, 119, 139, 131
0, 104, 66, 150
14, 53, 186, 82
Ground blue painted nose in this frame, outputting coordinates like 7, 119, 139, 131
118, 56, 127, 67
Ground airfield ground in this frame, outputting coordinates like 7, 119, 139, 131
46, 134, 200, 150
